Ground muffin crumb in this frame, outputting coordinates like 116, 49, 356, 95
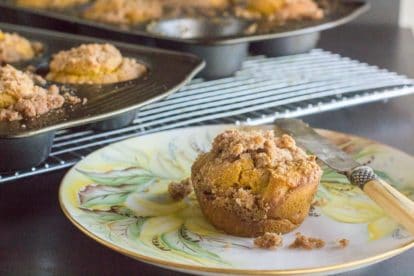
337, 238, 349, 248
289, 232, 325, 249
168, 178, 193, 201
254, 232, 283, 249
312, 197, 328, 207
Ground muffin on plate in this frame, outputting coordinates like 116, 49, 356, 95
83, 0, 163, 25
46, 43, 147, 85
235, 0, 324, 21
0, 30, 42, 64
16, 0, 89, 9
0, 65, 76, 121
191, 129, 322, 237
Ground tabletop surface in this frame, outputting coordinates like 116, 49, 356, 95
1, 25, 414, 276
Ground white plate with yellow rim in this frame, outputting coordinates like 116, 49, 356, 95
59, 125, 414, 275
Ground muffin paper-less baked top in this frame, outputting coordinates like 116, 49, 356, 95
0, 23, 204, 138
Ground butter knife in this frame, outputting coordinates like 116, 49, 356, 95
275, 118, 414, 235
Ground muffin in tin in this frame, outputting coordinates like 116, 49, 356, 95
46, 43, 147, 85
16, 0, 89, 9
0, 30, 42, 64
235, 0, 324, 21
83, 0, 163, 25
161, 0, 230, 9
0, 65, 80, 121
191, 129, 322, 237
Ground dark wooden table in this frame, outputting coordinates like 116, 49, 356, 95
1, 25, 414, 276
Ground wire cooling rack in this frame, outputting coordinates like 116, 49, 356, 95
1, 49, 414, 183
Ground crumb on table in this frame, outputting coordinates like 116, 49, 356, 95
289, 232, 325, 249
254, 232, 283, 249
168, 178, 193, 201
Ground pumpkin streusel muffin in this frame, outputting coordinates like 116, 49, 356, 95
83, 0, 163, 25
0, 30, 42, 64
0, 65, 79, 121
46, 43, 147, 85
161, 0, 229, 9
191, 129, 322, 237
16, 0, 89, 9
235, 0, 324, 21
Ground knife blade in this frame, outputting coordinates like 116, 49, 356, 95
274, 118, 414, 235
274, 118, 359, 173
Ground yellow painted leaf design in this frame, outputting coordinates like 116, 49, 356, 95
321, 196, 384, 223
141, 216, 184, 237
125, 193, 186, 217
368, 217, 399, 240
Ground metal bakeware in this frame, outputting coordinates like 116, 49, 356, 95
0, 0, 369, 79
0, 23, 204, 171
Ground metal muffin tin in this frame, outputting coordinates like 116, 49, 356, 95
0, 23, 204, 171
0, 0, 369, 79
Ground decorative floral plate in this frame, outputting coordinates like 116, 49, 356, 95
59, 125, 414, 275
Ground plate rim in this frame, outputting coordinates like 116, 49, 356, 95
58, 124, 414, 275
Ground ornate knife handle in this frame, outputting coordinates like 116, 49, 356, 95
348, 166, 377, 188
348, 166, 414, 235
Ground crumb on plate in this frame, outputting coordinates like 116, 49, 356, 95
289, 232, 325, 249
168, 178, 193, 201
254, 232, 283, 249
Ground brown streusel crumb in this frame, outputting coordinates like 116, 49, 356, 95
337, 239, 349, 248
168, 178, 193, 201
254, 232, 283, 249
312, 197, 328, 207
289, 232, 325, 249
0, 65, 80, 121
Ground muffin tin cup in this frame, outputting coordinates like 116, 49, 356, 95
156, 41, 248, 79
0, 131, 55, 172
90, 109, 137, 131
0, 0, 369, 79
147, 17, 250, 79
250, 32, 321, 57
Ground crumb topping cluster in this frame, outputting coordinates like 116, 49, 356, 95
0, 30, 42, 63
84, 0, 163, 25
46, 43, 147, 84
168, 178, 193, 201
235, 0, 324, 21
0, 65, 79, 121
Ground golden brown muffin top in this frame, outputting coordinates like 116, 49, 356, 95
83, 0, 163, 25
16, 0, 89, 9
161, 0, 229, 9
236, 0, 324, 21
0, 64, 37, 99
46, 43, 147, 85
0, 30, 39, 63
0, 65, 71, 121
211, 129, 313, 171
192, 129, 321, 196
49, 43, 123, 75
